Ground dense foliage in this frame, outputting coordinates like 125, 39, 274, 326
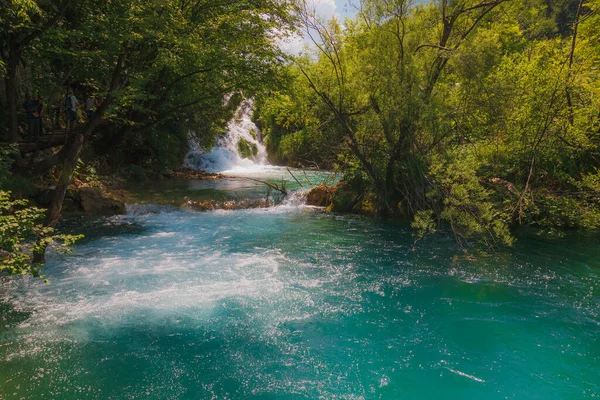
0, 152, 81, 277
256, 0, 600, 248
2, 0, 599, 264
0, 0, 295, 274
1, 0, 294, 159
0, 189, 82, 278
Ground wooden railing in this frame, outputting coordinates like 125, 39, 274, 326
0, 126, 86, 153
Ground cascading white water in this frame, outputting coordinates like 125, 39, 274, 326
181, 97, 334, 197
184, 99, 269, 173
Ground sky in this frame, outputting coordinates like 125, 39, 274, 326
315, 0, 355, 20
278, 0, 357, 55
334, 0, 359, 20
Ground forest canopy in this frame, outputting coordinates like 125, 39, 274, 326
0, 0, 296, 274
256, 0, 600, 249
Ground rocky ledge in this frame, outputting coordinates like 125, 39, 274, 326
35, 186, 127, 216
305, 185, 335, 207
305, 182, 377, 215
161, 168, 223, 180
182, 198, 270, 211
63, 187, 127, 216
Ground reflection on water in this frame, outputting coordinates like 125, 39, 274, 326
1, 181, 599, 399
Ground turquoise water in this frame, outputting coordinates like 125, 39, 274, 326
112, 168, 335, 205
1, 177, 599, 399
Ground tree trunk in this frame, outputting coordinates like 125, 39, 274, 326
32, 47, 124, 264
31, 131, 87, 264
5, 42, 20, 143
42, 52, 124, 229
43, 119, 103, 228
44, 138, 83, 227
566, 0, 585, 125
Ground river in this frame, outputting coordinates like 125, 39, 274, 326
0, 103, 599, 399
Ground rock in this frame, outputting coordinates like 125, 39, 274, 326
237, 137, 258, 159
30, 184, 126, 217
182, 198, 268, 211
307, 181, 378, 215
329, 181, 379, 216
78, 187, 126, 216
328, 182, 360, 212
169, 168, 222, 180
61, 197, 83, 215
306, 185, 334, 207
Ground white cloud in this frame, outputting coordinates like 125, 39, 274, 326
277, 0, 340, 56
310, 0, 338, 20
277, 33, 307, 56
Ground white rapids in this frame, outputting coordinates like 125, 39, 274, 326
184, 98, 270, 174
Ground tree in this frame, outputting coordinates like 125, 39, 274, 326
0, 190, 81, 278
0, 0, 73, 142
2, 0, 296, 262
258, 0, 600, 248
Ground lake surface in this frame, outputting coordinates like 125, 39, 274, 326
1, 169, 599, 399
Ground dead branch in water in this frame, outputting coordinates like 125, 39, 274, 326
287, 168, 304, 188
302, 169, 314, 186
246, 178, 288, 197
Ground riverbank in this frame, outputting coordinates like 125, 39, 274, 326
18, 167, 225, 218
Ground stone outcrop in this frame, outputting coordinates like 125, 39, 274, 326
77, 187, 126, 215
306, 182, 378, 215
182, 198, 269, 211
45, 186, 126, 216
306, 185, 334, 207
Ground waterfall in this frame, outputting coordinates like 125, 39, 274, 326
184, 99, 268, 173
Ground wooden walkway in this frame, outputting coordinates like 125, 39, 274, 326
0, 126, 85, 153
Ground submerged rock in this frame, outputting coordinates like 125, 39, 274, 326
182, 198, 269, 211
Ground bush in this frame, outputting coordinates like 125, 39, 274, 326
0, 191, 82, 278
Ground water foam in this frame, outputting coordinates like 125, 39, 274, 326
2, 246, 290, 359
0, 206, 365, 367
184, 98, 268, 173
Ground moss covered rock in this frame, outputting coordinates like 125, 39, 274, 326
237, 138, 258, 159
306, 181, 378, 216
328, 181, 361, 213
78, 187, 126, 215
306, 185, 334, 207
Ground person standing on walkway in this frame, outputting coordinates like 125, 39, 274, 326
86, 95, 96, 121
23, 94, 41, 140
65, 91, 79, 132
36, 95, 44, 138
